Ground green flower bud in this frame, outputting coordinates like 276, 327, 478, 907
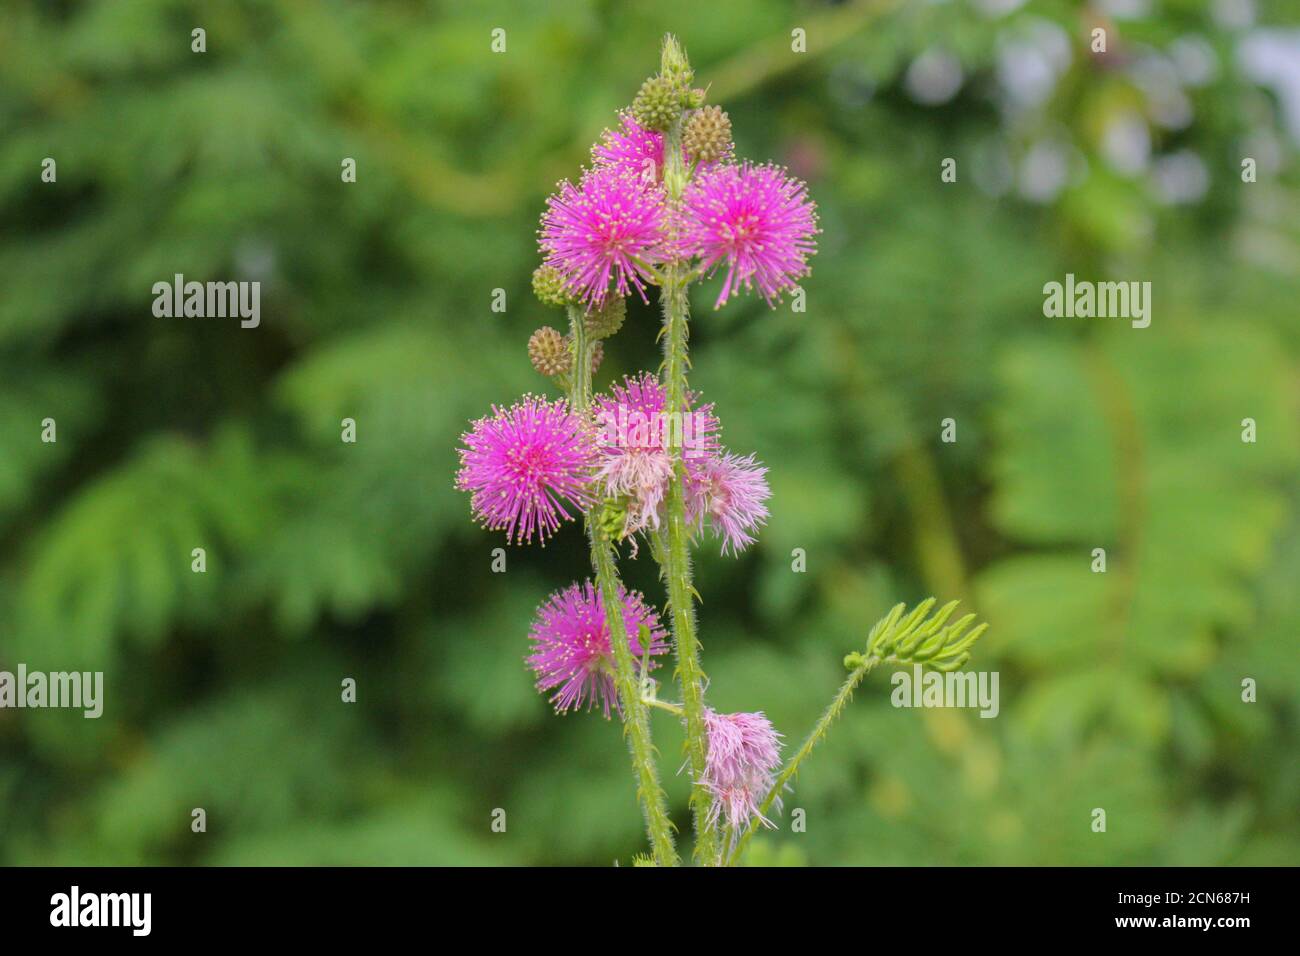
531, 264, 571, 308
528, 325, 571, 378
583, 296, 626, 340
660, 34, 692, 82
632, 75, 681, 132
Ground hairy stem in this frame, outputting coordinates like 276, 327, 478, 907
728, 656, 881, 865
656, 116, 718, 866
569, 307, 680, 867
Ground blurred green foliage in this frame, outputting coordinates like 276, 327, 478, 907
1, 0, 1297, 865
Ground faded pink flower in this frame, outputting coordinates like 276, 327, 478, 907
593, 372, 719, 539
539, 166, 667, 307
687, 451, 771, 555
702, 708, 783, 835
527, 580, 669, 717
680, 162, 818, 308
455, 396, 597, 545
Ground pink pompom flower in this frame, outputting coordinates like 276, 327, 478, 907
593, 372, 720, 540
592, 112, 728, 183
680, 162, 818, 308
527, 580, 669, 717
539, 165, 668, 307
592, 113, 670, 183
702, 708, 783, 837
455, 396, 597, 545
687, 451, 771, 556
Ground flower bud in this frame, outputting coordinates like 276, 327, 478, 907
632, 75, 681, 132
528, 326, 572, 377
532, 264, 572, 308
684, 106, 732, 165
660, 35, 692, 83
598, 496, 629, 541
583, 296, 626, 340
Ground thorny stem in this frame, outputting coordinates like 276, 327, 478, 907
727, 655, 883, 865
569, 307, 680, 867
656, 108, 720, 866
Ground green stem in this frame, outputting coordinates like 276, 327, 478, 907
568, 306, 680, 867
656, 117, 719, 866
727, 656, 881, 865
568, 305, 592, 410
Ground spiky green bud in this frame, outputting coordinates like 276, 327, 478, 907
583, 296, 626, 340
684, 106, 732, 164
632, 75, 681, 132
528, 325, 571, 378
660, 35, 692, 83
531, 264, 571, 308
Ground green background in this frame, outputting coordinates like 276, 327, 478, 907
1, 0, 1297, 866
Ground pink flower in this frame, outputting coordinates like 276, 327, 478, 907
702, 708, 783, 835
539, 166, 667, 307
592, 112, 728, 183
593, 372, 720, 539
592, 113, 668, 183
680, 162, 818, 308
527, 580, 669, 717
687, 452, 771, 555
455, 396, 597, 545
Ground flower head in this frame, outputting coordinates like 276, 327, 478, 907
531, 263, 573, 308
455, 396, 597, 545
592, 113, 668, 183
687, 451, 771, 555
683, 106, 733, 165
593, 372, 720, 539
702, 708, 783, 835
681, 162, 818, 308
631, 74, 683, 132
593, 112, 728, 184
527, 325, 571, 378
527, 580, 669, 717
540, 166, 667, 307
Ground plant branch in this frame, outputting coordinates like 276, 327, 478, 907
728, 655, 879, 865
727, 598, 989, 864
655, 105, 719, 866
569, 306, 680, 867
